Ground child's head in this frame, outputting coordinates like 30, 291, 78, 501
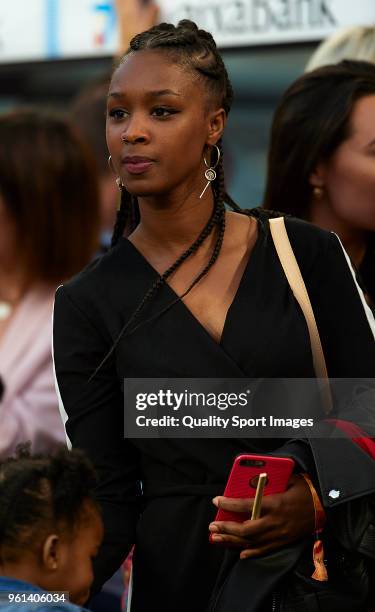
0, 446, 103, 606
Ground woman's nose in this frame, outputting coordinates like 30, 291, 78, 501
121, 118, 149, 144
122, 132, 147, 144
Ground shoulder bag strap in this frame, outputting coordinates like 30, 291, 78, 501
269, 217, 333, 415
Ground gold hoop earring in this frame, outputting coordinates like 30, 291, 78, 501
200, 144, 221, 199
108, 155, 123, 191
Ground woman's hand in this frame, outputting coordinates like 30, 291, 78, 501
209, 474, 315, 559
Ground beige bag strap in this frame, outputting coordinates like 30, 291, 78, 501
269, 217, 333, 415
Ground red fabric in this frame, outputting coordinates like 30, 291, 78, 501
326, 419, 375, 459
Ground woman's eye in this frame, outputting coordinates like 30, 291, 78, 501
151, 107, 176, 118
108, 109, 129, 120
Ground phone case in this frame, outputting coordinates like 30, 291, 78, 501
213, 454, 295, 524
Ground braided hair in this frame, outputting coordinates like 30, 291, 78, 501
0, 446, 98, 563
93, 20, 241, 379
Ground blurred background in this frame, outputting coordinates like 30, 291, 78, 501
1, 0, 374, 207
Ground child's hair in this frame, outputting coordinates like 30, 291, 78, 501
0, 445, 98, 563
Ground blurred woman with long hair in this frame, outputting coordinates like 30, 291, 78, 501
264, 60, 375, 305
0, 109, 100, 457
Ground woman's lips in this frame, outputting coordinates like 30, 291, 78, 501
123, 157, 154, 175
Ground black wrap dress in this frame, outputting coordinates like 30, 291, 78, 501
53, 212, 375, 611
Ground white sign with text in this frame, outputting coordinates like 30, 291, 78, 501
0, 0, 373, 62
160, 0, 375, 46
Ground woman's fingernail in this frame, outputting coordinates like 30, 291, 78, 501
212, 496, 219, 507
209, 524, 219, 532
211, 534, 223, 541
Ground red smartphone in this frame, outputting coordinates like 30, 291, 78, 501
213, 454, 295, 523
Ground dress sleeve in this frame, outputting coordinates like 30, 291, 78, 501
53, 285, 141, 592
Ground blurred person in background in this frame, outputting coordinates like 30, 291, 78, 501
70, 0, 160, 253
306, 25, 375, 71
0, 109, 100, 458
114, 0, 159, 56
263, 60, 375, 307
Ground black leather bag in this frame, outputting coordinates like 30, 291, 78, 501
208, 496, 375, 612
208, 542, 306, 612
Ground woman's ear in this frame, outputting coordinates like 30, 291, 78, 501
42, 535, 60, 571
206, 108, 226, 146
309, 162, 327, 188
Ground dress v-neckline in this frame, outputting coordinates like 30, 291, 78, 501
122, 217, 263, 347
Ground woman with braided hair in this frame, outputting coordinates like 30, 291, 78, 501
53, 20, 375, 612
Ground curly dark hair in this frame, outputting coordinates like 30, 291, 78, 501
0, 445, 98, 563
